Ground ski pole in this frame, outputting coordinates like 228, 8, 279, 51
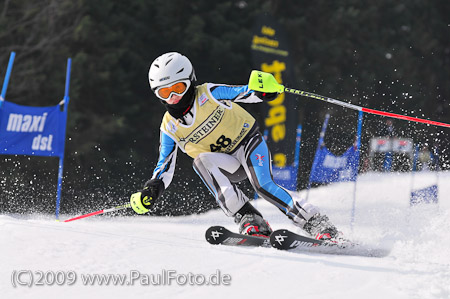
249, 70, 450, 129
62, 203, 131, 222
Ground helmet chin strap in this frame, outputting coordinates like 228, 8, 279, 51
161, 84, 195, 119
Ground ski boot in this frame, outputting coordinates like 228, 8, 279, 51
303, 213, 354, 248
237, 213, 272, 237
303, 213, 340, 241
234, 202, 272, 237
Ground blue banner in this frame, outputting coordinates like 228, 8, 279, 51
0, 100, 67, 157
264, 125, 302, 191
272, 165, 298, 190
410, 185, 438, 205
309, 144, 359, 183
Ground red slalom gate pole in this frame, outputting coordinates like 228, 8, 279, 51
361, 107, 450, 128
249, 71, 450, 128
284, 88, 450, 129
62, 203, 131, 223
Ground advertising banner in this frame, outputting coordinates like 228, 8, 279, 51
251, 14, 299, 171
0, 101, 67, 157
309, 144, 360, 183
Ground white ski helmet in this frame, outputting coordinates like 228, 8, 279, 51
148, 52, 196, 100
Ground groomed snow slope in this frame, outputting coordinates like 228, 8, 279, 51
1, 171, 450, 299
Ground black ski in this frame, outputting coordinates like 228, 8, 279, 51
270, 229, 326, 250
270, 229, 358, 250
270, 229, 390, 257
205, 226, 271, 248
206, 227, 387, 257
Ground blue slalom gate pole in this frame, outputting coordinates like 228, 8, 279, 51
306, 114, 330, 201
292, 124, 302, 189
350, 111, 363, 232
63, 58, 72, 110
1, 52, 16, 107
55, 58, 72, 219
293, 125, 302, 170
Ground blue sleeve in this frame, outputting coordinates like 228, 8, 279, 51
152, 131, 178, 187
208, 83, 262, 103
210, 85, 252, 101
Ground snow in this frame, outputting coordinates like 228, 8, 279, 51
1, 171, 450, 299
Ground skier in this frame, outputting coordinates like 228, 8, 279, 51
130, 52, 341, 241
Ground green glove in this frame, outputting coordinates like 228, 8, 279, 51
130, 179, 165, 214
130, 191, 153, 214
248, 70, 285, 93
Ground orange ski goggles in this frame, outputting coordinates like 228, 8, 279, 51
155, 80, 190, 100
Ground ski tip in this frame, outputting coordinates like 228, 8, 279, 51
270, 229, 294, 250
270, 229, 324, 250
205, 226, 271, 248
205, 226, 228, 245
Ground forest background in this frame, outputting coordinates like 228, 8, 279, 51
0, 0, 448, 215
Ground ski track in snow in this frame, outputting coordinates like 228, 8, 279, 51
1, 172, 450, 299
